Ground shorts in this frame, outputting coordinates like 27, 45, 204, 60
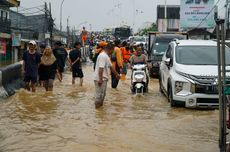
24, 76, 37, 83
72, 68, 84, 78
94, 80, 108, 104
58, 66, 64, 73
81, 35, 87, 42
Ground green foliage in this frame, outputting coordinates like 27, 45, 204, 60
138, 23, 157, 36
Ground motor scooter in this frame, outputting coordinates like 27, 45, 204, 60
131, 64, 149, 95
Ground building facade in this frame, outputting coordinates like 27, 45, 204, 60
0, 0, 20, 66
9, 3, 54, 61
157, 5, 180, 32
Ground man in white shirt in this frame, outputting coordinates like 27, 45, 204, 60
94, 43, 120, 108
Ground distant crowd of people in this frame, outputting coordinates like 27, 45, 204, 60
22, 38, 148, 109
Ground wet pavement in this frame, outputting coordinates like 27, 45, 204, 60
0, 63, 220, 152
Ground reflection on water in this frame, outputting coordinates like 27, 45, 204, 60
0, 64, 219, 152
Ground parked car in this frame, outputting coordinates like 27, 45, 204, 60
147, 32, 188, 78
159, 39, 230, 108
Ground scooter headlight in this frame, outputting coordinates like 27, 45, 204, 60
135, 75, 144, 82
175, 81, 184, 93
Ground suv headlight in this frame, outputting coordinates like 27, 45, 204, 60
175, 81, 184, 93
190, 83, 195, 93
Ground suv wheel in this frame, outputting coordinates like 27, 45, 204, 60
168, 85, 176, 107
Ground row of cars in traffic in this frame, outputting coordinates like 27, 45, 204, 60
147, 32, 228, 108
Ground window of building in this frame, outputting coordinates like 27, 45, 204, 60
0, 10, 9, 21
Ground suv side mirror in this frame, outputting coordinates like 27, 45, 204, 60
165, 58, 171, 66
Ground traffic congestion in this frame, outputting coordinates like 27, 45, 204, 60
0, 0, 230, 152
0, 25, 224, 152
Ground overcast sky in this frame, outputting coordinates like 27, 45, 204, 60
19, 0, 224, 32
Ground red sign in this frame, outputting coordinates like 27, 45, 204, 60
0, 40, 6, 54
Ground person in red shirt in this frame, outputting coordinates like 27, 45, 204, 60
121, 41, 131, 78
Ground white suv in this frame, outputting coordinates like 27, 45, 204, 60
159, 39, 230, 108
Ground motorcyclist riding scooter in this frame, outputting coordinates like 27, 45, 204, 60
130, 47, 149, 94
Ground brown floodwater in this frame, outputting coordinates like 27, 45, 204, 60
0, 63, 220, 152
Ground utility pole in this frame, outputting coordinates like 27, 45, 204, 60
49, 2, 53, 47
164, 0, 167, 32
67, 16, 70, 47
216, 19, 227, 152
43, 2, 49, 44
60, 0, 65, 41
72, 27, 74, 47
225, 0, 229, 39
228, 6, 230, 32
72, 26, 76, 47
132, 0, 135, 32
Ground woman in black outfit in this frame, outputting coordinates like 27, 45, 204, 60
40, 47, 59, 91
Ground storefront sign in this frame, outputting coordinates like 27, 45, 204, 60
0, 40, 6, 54
45, 33, 50, 39
0, 33, 11, 39
180, 0, 215, 29
12, 33, 21, 46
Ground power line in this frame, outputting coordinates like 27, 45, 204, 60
11, 5, 46, 16
13, 5, 44, 12
195, 0, 221, 29
18, 10, 45, 15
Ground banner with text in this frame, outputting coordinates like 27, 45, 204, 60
180, 0, 215, 29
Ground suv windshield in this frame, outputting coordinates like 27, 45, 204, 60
176, 46, 230, 65
133, 37, 145, 42
151, 34, 187, 55
151, 42, 168, 55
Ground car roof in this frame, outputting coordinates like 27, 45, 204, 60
174, 40, 217, 46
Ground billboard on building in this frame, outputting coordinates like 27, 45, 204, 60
180, 0, 215, 29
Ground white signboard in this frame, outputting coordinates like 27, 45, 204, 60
180, 0, 215, 29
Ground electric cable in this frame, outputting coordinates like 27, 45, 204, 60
195, 0, 221, 29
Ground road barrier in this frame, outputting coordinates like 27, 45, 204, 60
0, 62, 23, 99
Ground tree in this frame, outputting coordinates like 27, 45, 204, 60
138, 22, 157, 36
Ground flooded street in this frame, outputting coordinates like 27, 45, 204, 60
0, 63, 219, 152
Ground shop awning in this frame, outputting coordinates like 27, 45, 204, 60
0, 0, 20, 7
